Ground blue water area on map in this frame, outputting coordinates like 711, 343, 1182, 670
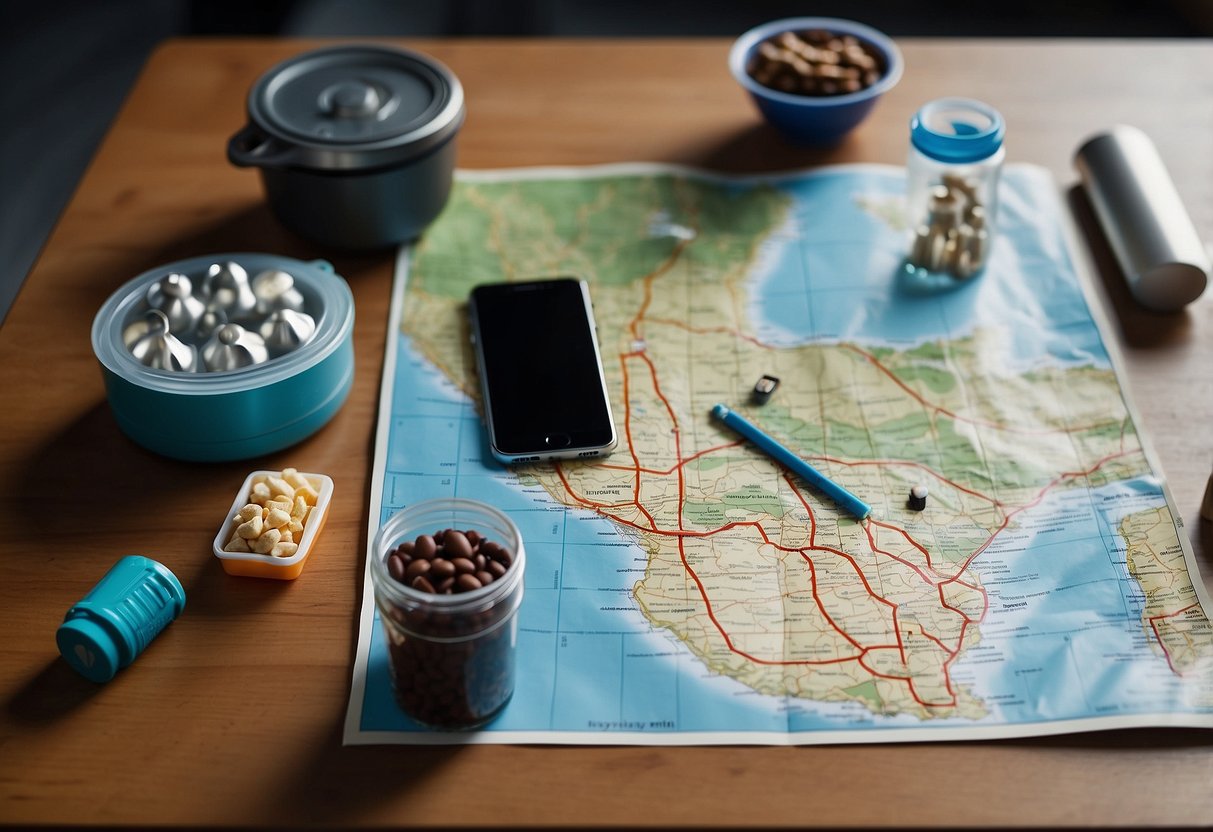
365, 340, 794, 734
751, 167, 1110, 374
768, 476, 1178, 734
359, 167, 1206, 740
952, 476, 1184, 722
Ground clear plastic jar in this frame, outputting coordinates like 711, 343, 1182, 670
905, 97, 1005, 281
369, 498, 526, 729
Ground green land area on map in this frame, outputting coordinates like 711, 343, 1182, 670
400, 172, 1213, 719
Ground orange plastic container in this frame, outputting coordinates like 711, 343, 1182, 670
212, 470, 333, 580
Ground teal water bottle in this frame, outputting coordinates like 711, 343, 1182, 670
56, 555, 186, 683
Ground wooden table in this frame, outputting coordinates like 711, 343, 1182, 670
2, 38, 1211, 828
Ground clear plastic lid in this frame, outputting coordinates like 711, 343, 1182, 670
92, 254, 354, 395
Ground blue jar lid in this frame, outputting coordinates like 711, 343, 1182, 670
910, 98, 1005, 163
56, 617, 122, 683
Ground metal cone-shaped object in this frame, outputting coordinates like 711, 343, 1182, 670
195, 307, 228, 341
260, 309, 316, 355
145, 272, 205, 334
123, 308, 159, 348
201, 323, 268, 372
251, 269, 306, 315
204, 261, 258, 320
127, 310, 198, 372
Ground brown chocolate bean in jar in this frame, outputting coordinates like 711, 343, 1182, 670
370, 498, 526, 730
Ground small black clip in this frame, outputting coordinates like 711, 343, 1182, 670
750, 374, 780, 405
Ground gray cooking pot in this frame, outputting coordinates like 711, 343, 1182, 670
228, 45, 465, 250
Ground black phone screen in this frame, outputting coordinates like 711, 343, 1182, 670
470, 279, 616, 458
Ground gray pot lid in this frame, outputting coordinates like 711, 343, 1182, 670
235, 44, 465, 172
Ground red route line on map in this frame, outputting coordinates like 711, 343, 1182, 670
637, 316, 1126, 439
616, 352, 659, 531
941, 449, 1138, 581
644, 317, 773, 350
1147, 602, 1203, 675
597, 440, 744, 476
558, 415, 960, 706
839, 342, 1120, 436
794, 483, 964, 709
571, 373, 1137, 706
784, 475, 911, 668
825, 457, 1012, 509
548, 242, 1167, 708
563, 249, 887, 673
558, 361, 1149, 706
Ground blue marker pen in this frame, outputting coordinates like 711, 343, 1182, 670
711, 404, 872, 521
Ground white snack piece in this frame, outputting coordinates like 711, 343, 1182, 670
224, 467, 321, 558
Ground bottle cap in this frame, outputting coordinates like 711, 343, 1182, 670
56, 617, 122, 683
911, 98, 1005, 164
56, 556, 186, 683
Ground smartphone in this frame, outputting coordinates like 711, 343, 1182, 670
468, 278, 618, 464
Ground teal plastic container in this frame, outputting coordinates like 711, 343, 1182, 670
91, 254, 355, 461
56, 556, 186, 683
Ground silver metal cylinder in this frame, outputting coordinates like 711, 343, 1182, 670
1074, 125, 1209, 312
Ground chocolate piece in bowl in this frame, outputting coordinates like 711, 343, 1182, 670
729, 16, 903, 146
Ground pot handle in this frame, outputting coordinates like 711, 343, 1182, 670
227, 124, 301, 168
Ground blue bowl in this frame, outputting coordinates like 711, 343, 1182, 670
729, 17, 903, 146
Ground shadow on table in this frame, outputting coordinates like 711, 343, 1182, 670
0, 401, 307, 618
144, 202, 313, 269
251, 721, 1213, 826
255, 711, 467, 824
1065, 185, 1197, 348
139, 201, 392, 285
1007, 725, 1213, 750
683, 122, 845, 174
1199, 516, 1213, 574
0, 399, 294, 542
5, 658, 106, 723
0, 403, 235, 550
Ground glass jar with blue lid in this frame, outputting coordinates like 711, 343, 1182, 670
904, 98, 1005, 281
